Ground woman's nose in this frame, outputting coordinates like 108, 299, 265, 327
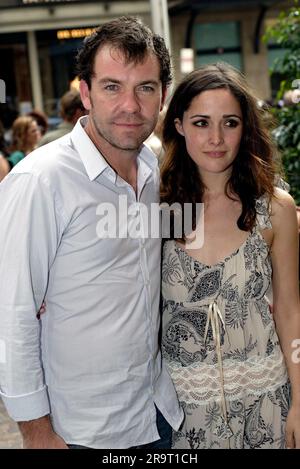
208, 126, 224, 145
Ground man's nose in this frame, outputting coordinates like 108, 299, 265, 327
121, 90, 141, 113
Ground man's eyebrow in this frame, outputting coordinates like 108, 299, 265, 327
96, 78, 160, 86
96, 77, 122, 84
137, 80, 160, 86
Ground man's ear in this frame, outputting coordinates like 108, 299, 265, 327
174, 118, 184, 136
79, 80, 92, 111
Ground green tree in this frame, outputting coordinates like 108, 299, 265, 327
264, 1, 300, 204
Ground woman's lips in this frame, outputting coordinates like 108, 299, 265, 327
204, 151, 227, 157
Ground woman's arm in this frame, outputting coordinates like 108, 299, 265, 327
271, 188, 300, 448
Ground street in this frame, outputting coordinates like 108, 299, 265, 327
0, 398, 22, 449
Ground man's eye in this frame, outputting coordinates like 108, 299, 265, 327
105, 84, 119, 91
139, 85, 155, 92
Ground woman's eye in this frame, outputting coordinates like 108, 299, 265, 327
194, 120, 208, 127
225, 119, 239, 128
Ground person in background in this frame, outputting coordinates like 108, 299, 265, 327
0, 152, 10, 182
7, 115, 41, 168
0, 16, 183, 449
145, 105, 167, 164
0, 119, 9, 156
0, 120, 10, 181
28, 109, 49, 137
38, 90, 86, 146
160, 63, 300, 449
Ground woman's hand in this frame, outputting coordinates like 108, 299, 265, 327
37, 301, 46, 319
285, 404, 300, 448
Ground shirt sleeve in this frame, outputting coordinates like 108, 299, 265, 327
0, 172, 64, 421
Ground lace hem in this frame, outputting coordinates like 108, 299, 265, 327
166, 349, 288, 405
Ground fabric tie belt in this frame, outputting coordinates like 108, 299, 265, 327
183, 299, 233, 441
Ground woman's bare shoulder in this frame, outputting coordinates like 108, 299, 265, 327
271, 187, 297, 228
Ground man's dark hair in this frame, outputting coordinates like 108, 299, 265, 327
76, 16, 172, 90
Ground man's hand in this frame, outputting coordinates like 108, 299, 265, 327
18, 415, 69, 449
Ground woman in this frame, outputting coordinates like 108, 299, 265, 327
160, 63, 300, 449
7, 115, 41, 168
27, 109, 49, 136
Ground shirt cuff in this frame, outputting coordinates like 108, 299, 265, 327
0, 386, 50, 421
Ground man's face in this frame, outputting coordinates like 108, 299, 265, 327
80, 45, 166, 156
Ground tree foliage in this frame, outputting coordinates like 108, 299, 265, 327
264, 1, 300, 204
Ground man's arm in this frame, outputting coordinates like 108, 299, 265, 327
18, 416, 68, 449
0, 171, 67, 446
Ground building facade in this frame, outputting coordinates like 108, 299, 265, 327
0, 0, 293, 125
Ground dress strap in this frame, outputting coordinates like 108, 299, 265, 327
255, 178, 290, 231
255, 195, 272, 230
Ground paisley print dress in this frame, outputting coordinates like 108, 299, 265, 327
162, 195, 290, 449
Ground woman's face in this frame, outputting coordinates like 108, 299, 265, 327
175, 88, 243, 177
27, 120, 41, 149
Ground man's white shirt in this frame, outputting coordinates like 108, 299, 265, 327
0, 117, 183, 448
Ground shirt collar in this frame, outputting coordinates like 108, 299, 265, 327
70, 116, 158, 183
70, 116, 109, 181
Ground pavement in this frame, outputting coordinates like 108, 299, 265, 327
0, 398, 22, 449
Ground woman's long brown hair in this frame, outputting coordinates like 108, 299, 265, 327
9, 116, 36, 155
160, 63, 280, 238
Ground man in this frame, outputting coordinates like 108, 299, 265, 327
38, 90, 86, 146
0, 17, 183, 449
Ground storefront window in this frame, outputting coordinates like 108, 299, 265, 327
0, 32, 30, 126
194, 21, 242, 70
36, 29, 84, 119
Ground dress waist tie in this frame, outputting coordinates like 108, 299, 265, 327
183, 300, 233, 442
